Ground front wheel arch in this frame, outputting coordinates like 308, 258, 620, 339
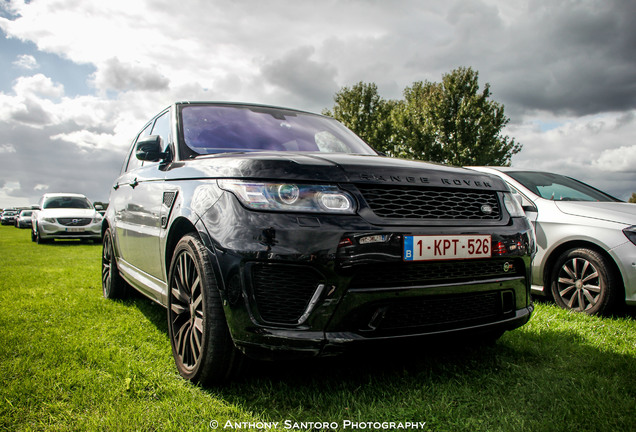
542, 241, 624, 300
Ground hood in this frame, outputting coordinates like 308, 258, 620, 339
555, 201, 636, 225
166, 152, 508, 192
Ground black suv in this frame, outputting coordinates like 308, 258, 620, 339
103, 102, 535, 384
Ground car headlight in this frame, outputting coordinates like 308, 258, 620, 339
624, 226, 636, 246
42, 217, 57, 223
503, 192, 525, 218
218, 180, 356, 214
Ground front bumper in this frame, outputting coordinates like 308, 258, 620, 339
198, 192, 535, 360
38, 220, 102, 240
610, 241, 636, 306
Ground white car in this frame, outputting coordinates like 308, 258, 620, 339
469, 167, 636, 315
31, 193, 103, 244
15, 209, 34, 228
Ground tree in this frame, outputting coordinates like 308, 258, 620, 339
629, 193, 636, 203
393, 67, 521, 166
322, 82, 394, 154
324, 67, 522, 166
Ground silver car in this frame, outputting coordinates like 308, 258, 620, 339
469, 167, 636, 315
31, 193, 103, 243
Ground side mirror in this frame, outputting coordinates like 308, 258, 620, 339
136, 135, 167, 162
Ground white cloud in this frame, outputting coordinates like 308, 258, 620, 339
13, 74, 64, 99
0, 0, 635, 206
13, 54, 39, 70
509, 110, 636, 199
51, 130, 117, 151
593, 145, 636, 172
0, 144, 17, 153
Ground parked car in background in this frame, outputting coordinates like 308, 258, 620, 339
468, 167, 636, 315
1, 209, 19, 225
31, 193, 102, 243
102, 101, 535, 385
15, 210, 33, 228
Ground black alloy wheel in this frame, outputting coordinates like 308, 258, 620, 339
167, 234, 242, 385
102, 228, 127, 299
550, 248, 619, 315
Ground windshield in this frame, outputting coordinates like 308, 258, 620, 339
506, 171, 618, 202
43, 196, 93, 209
179, 104, 377, 156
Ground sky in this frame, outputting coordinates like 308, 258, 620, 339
0, 0, 635, 208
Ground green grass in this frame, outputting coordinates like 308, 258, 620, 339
1, 225, 635, 432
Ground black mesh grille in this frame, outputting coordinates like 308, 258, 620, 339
350, 259, 521, 289
163, 191, 176, 208
56, 218, 92, 226
251, 264, 323, 324
377, 292, 501, 330
356, 185, 500, 220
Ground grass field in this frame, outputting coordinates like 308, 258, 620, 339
1, 224, 635, 432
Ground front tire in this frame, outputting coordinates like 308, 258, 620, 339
167, 234, 242, 385
36, 227, 49, 244
102, 228, 128, 299
550, 248, 619, 315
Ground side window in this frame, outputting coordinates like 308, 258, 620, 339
124, 122, 153, 172
151, 111, 171, 152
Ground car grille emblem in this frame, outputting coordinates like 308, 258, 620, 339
71, 219, 79, 225
480, 204, 493, 215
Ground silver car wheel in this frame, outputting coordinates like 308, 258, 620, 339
556, 257, 601, 312
551, 248, 619, 315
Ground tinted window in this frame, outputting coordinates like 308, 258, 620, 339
125, 122, 153, 172
180, 105, 376, 156
151, 111, 171, 152
506, 171, 618, 202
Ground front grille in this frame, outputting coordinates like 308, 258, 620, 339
349, 259, 522, 289
56, 218, 92, 226
356, 184, 501, 220
250, 264, 324, 324
377, 291, 502, 331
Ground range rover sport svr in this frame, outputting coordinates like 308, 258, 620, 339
102, 102, 535, 384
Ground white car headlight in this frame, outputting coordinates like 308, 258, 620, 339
218, 180, 356, 214
503, 192, 525, 218
42, 217, 57, 223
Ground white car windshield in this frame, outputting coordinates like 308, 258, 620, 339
43, 197, 93, 209
180, 104, 377, 156
506, 171, 618, 202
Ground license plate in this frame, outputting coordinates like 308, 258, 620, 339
66, 227, 85, 233
404, 235, 492, 261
